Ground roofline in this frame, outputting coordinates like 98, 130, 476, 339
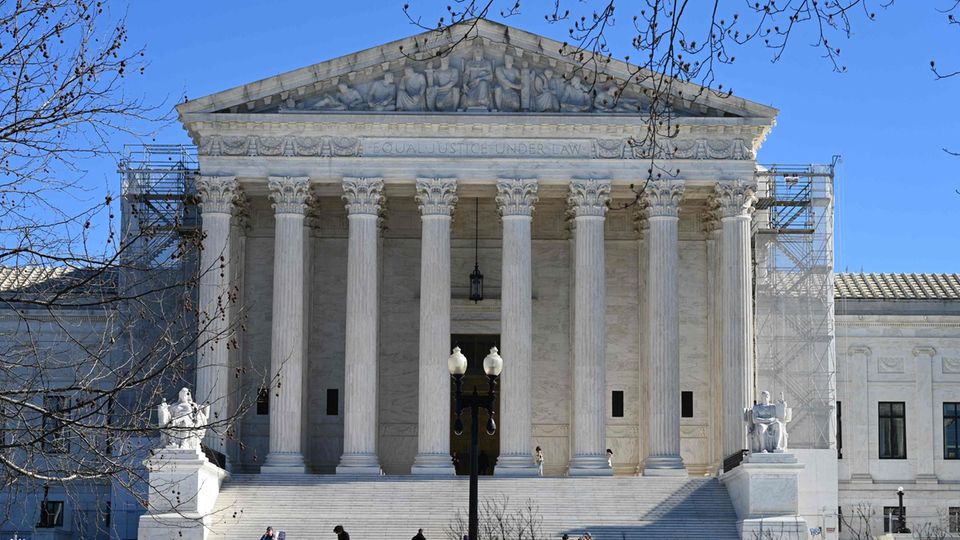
176, 18, 778, 121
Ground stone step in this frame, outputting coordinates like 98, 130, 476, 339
207, 475, 741, 540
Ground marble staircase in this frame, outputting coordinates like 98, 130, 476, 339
206, 475, 741, 540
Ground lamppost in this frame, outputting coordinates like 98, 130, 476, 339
448, 345, 502, 540
895, 486, 910, 533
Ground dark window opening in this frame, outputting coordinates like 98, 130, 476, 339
883, 506, 905, 533
949, 507, 960, 533
837, 506, 842, 533
612, 391, 624, 418
879, 401, 906, 459
38, 500, 64, 528
944, 402, 960, 460
837, 400, 843, 459
326, 389, 339, 416
256, 386, 269, 416
103, 501, 111, 527
681, 391, 694, 418
42, 395, 69, 453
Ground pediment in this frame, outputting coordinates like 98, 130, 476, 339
177, 19, 777, 121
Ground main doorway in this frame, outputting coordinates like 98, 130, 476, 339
450, 334, 501, 476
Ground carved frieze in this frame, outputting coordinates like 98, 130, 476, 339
196, 176, 239, 215
342, 177, 385, 216
495, 179, 539, 217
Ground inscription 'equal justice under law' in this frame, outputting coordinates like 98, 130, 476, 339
364, 138, 593, 158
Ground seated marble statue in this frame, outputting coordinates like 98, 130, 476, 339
560, 76, 593, 112
367, 72, 397, 111
462, 44, 493, 109
494, 55, 522, 112
311, 83, 365, 111
744, 390, 792, 453
533, 69, 562, 112
397, 67, 427, 111
426, 56, 460, 111
157, 387, 210, 450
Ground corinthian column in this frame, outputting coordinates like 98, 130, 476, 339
567, 179, 613, 476
195, 176, 239, 458
713, 180, 758, 459
336, 177, 385, 475
495, 178, 539, 476
262, 176, 311, 474
411, 178, 458, 475
642, 180, 687, 476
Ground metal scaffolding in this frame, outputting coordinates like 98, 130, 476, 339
753, 157, 838, 449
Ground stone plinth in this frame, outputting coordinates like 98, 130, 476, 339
137, 448, 228, 540
720, 453, 808, 539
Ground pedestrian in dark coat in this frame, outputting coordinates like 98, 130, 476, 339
334, 525, 350, 540
412, 528, 427, 540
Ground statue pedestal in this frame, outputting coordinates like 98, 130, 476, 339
720, 453, 808, 539
137, 447, 228, 540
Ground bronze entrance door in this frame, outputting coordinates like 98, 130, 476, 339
450, 334, 501, 475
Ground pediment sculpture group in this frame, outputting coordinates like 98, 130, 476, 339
297, 43, 644, 114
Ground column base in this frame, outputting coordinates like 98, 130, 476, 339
495, 454, 539, 476
568, 454, 614, 476
261, 451, 306, 474
410, 453, 456, 475
336, 453, 383, 476
643, 455, 688, 477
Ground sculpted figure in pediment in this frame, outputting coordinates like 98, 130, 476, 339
462, 43, 493, 110
494, 55, 522, 112
533, 69, 562, 112
594, 86, 641, 113
397, 66, 427, 111
368, 72, 397, 111
426, 56, 460, 111
561, 76, 593, 112
312, 82, 365, 111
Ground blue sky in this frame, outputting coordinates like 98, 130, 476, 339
95, 1, 957, 273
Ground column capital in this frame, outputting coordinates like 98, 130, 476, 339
196, 176, 239, 215
496, 178, 539, 217
342, 177, 385, 216
567, 179, 611, 218
642, 179, 685, 218
415, 177, 458, 216
268, 176, 311, 215
712, 179, 758, 219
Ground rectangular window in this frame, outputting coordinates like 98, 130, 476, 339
681, 391, 694, 418
611, 391, 624, 418
326, 389, 339, 416
878, 401, 906, 459
256, 386, 269, 416
37, 500, 64, 528
837, 506, 842, 533
883, 506, 905, 533
949, 507, 960, 533
837, 400, 843, 459
42, 395, 69, 453
102, 501, 111, 528
944, 402, 960, 459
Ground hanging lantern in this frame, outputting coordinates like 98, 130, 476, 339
469, 198, 484, 303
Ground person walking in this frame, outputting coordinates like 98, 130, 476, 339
412, 528, 427, 540
606, 449, 613, 469
260, 527, 275, 540
535, 446, 544, 476
333, 525, 350, 540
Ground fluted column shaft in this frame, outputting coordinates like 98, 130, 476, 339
715, 180, 757, 458
337, 178, 385, 475
643, 180, 687, 476
495, 179, 539, 475
567, 179, 613, 476
195, 176, 238, 457
262, 176, 311, 474
411, 178, 458, 475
